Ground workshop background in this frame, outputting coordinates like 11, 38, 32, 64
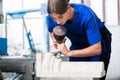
0, 0, 120, 80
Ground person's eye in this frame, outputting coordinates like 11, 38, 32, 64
58, 15, 63, 18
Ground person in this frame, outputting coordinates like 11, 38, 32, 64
46, 0, 112, 80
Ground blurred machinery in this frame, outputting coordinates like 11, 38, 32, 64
0, 56, 39, 80
4, 4, 49, 54
5, 9, 40, 54
0, 0, 3, 24
0, 0, 7, 56
0, 3, 48, 80
0, 38, 8, 56
0, 9, 40, 79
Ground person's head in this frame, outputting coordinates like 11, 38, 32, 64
47, 0, 73, 25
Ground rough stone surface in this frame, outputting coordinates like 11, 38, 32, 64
36, 53, 105, 80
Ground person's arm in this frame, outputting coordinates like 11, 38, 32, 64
50, 32, 56, 43
57, 41, 101, 57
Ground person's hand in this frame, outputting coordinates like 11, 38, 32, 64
50, 39, 58, 52
52, 38, 58, 48
50, 44, 58, 52
57, 43, 70, 56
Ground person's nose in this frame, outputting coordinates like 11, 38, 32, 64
56, 20, 62, 24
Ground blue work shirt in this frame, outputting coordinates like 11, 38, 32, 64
46, 3, 105, 61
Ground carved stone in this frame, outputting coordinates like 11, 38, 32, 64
36, 53, 105, 80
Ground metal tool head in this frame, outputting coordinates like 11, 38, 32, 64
53, 26, 66, 44
56, 52, 61, 59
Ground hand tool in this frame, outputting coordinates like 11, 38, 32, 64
53, 26, 67, 59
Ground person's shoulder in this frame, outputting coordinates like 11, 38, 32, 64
70, 3, 89, 8
46, 15, 53, 21
71, 3, 91, 14
71, 3, 92, 14
46, 15, 51, 19
74, 4, 95, 16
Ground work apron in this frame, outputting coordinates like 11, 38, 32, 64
99, 26, 112, 80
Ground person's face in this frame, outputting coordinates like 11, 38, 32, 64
50, 7, 70, 25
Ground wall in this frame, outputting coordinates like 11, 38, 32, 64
106, 26, 120, 80
89, 0, 120, 79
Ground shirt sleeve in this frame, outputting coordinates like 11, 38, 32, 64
85, 16, 101, 45
46, 15, 57, 32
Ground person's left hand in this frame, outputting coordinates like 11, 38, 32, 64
57, 43, 70, 56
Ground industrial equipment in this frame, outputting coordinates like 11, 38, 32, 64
0, 4, 49, 80
6, 9, 41, 54
0, 0, 4, 24
0, 55, 39, 80
0, 38, 8, 56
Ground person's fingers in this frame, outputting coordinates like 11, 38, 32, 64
50, 45, 58, 52
57, 43, 64, 51
54, 43, 57, 49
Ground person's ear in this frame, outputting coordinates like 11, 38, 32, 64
67, 5, 70, 8
67, 5, 71, 12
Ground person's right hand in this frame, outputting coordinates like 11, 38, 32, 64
56, 43, 70, 56
50, 44, 58, 52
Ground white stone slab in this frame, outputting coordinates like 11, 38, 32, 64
40, 77, 94, 80
36, 53, 105, 78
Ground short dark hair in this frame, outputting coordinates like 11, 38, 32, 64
47, 0, 69, 14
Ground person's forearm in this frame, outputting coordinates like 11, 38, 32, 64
50, 32, 58, 48
67, 42, 101, 57
50, 32, 56, 43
